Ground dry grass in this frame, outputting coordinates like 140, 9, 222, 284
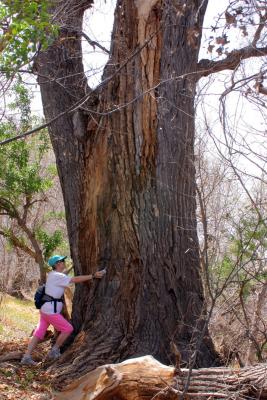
0, 293, 39, 341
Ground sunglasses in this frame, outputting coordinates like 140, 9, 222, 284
56, 259, 65, 264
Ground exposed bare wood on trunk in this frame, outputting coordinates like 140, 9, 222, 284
53, 356, 267, 400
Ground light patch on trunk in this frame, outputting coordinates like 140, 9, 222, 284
134, 0, 161, 173
135, 0, 159, 20
134, 0, 159, 47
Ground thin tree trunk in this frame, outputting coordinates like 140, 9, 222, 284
17, 218, 47, 283
246, 282, 267, 365
35, 0, 220, 387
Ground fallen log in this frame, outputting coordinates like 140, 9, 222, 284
0, 351, 23, 362
54, 355, 267, 400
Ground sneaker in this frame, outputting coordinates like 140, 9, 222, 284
21, 355, 37, 366
47, 346, 61, 360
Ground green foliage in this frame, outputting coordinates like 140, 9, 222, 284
44, 210, 66, 220
217, 255, 233, 279
0, 0, 58, 71
0, 83, 52, 206
35, 228, 63, 260
240, 280, 253, 300
0, 81, 67, 269
210, 207, 267, 299
231, 215, 267, 261
9, 80, 31, 128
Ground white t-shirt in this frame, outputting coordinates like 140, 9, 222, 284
41, 271, 72, 314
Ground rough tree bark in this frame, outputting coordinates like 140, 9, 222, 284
34, 0, 267, 388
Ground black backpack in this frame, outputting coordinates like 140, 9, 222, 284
34, 284, 64, 312
34, 284, 46, 309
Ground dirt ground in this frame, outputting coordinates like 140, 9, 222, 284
0, 338, 55, 400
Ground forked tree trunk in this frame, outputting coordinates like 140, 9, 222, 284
35, 0, 220, 387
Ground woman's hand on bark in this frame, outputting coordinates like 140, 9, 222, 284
94, 269, 106, 279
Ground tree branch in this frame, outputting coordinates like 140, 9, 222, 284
22, 195, 32, 224
197, 46, 267, 78
0, 228, 36, 259
0, 197, 19, 218
0, 95, 90, 145
252, 9, 267, 47
79, 30, 110, 54
258, 84, 267, 95
59, 24, 110, 53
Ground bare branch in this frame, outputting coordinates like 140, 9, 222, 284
252, 9, 267, 47
80, 31, 110, 54
198, 46, 267, 77
60, 23, 110, 54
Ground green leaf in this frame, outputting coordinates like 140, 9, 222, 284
0, 0, 58, 70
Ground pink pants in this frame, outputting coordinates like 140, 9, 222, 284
33, 312, 73, 340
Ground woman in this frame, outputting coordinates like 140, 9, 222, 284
21, 255, 105, 365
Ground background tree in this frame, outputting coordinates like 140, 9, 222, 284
209, 200, 267, 366
0, 81, 66, 284
196, 131, 267, 366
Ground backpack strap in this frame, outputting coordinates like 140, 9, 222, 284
42, 294, 64, 313
52, 298, 63, 313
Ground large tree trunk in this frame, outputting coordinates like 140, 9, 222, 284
35, 0, 220, 387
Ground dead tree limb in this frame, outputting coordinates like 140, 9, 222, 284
54, 356, 267, 400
